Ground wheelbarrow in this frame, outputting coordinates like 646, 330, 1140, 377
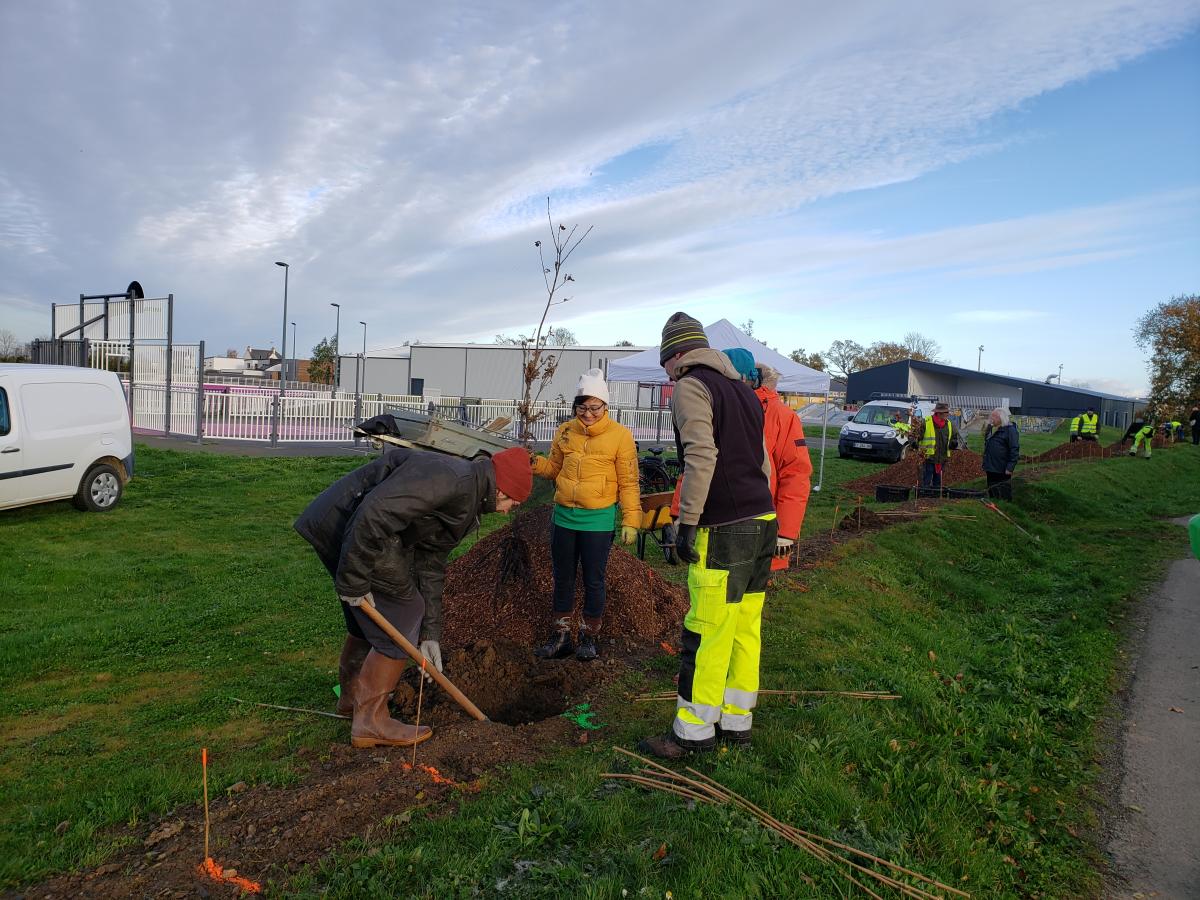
636, 491, 678, 565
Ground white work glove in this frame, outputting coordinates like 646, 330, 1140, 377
774, 537, 794, 558
339, 592, 376, 608
419, 640, 443, 682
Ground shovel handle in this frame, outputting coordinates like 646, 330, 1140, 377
358, 603, 489, 722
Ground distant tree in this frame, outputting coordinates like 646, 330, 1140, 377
546, 327, 578, 347
901, 331, 941, 362
857, 341, 912, 370
225, 347, 239, 358
824, 339, 865, 380
309, 336, 338, 385
494, 333, 529, 345
1134, 294, 1200, 416
789, 348, 825, 370
615, 339, 634, 346
739, 318, 755, 338
0, 329, 23, 361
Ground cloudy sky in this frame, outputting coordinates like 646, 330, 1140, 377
2, 1, 1197, 395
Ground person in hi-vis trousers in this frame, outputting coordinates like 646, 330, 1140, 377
639, 312, 777, 760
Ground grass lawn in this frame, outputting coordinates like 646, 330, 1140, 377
1, 438, 1196, 896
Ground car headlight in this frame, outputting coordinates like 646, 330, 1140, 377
840, 424, 851, 434
884, 429, 896, 439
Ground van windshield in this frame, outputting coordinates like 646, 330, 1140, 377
851, 404, 906, 426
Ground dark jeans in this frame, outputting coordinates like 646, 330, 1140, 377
1192, 425, 1199, 445
921, 461, 943, 489
986, 471, 1013, 501
551, 523, 614, 619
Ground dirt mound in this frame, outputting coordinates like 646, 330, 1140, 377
837, 507, 888, 531
441, 505, 689, 649
1030, 441, 1113, 463
843, 449, 985, 494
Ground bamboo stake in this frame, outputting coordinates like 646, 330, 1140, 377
600, 773, 713, 804
830, 503, 841, 538
412, 657, 426, 768
201, 748, 210, 861
231, 697, 350, 720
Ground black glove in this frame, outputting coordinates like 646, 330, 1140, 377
675, 523, 700, 564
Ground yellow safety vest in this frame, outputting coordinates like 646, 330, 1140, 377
1070, 416, 1081, 433
1079, 413, 1098, 435
920, 417, 952, 459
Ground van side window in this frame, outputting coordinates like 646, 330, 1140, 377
0, 388, 9, 436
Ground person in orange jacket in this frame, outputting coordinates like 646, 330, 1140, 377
752, 362, 812, 569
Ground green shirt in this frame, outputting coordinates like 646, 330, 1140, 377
553, 503, 618, 532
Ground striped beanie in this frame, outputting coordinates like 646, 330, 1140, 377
659, 312, 709, 365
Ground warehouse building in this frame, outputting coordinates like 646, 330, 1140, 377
846, 359, 1139, 429
337, 342, 647, 404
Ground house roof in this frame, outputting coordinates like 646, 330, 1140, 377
902, 359, 1135, 403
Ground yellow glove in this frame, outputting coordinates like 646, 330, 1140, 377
620, 526, 638, 545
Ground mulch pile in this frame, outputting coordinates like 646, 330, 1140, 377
440, 504, 689, 649
842, 449, 985, 494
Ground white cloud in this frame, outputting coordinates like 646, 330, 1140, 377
0, 0, 1195, 393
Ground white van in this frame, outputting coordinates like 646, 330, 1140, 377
0, 365, 134, 512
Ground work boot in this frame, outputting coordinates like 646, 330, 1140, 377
350, 650, 433, 749
637, 731, 716, 760
575, 617, 601, 661
336, 635, 371, 716
715, 724, 752, 746
534, 618, 574, 659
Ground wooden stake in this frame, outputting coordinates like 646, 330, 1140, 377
231, 697, 349, 720
830, 503, 840, 538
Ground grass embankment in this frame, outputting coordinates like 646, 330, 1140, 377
0, 441, 1195, 896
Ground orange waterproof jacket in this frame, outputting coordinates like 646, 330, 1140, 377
756, 386, 812, 569
532, 413, 641, 528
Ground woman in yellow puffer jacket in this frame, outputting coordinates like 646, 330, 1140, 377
531, 368, 641, 660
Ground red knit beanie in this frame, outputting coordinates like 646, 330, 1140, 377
490, 447, 532, 502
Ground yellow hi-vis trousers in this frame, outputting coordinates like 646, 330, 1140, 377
1130, 427, 1153, 458
675, 513, 778, 742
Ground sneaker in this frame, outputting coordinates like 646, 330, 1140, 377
575, 633, 599, 661
534, 629, 574, 660
637, 732, 716, 760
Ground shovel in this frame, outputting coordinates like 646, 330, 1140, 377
359, 603, 489, 722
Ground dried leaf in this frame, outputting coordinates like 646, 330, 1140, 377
652, 842, 668, 861
928, 650, 937, 662
144, 820, 183, 847
1169, 707, 1184, 714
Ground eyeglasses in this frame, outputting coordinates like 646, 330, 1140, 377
576, 404, 606, 414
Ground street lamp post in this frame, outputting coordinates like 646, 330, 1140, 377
977, 345, 984, 371
271, 261, 289, 444
330, 302, 341, 397
359, 321, 367, 394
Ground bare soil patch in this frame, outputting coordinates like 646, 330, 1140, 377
842, 449, 985, 495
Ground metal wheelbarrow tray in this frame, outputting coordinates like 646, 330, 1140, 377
355, 409, 519, 459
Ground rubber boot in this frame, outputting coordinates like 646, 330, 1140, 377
534, 617, 574, 659
336, 635, 371, 716
575, 617, 601, 661
350, 650, 433, 749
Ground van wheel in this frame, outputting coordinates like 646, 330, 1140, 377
73, 464, 123, 512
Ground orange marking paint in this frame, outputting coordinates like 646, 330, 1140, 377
199, 857, 262, 894
659, 641, 678, 656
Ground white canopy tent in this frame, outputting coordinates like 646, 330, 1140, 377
607, 318, 834, 491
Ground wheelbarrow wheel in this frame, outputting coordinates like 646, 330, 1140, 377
661, 522, 679, 565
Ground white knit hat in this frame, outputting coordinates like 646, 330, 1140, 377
575, 368, 609, 405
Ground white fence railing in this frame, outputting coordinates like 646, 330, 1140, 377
123, 380, 680, 445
